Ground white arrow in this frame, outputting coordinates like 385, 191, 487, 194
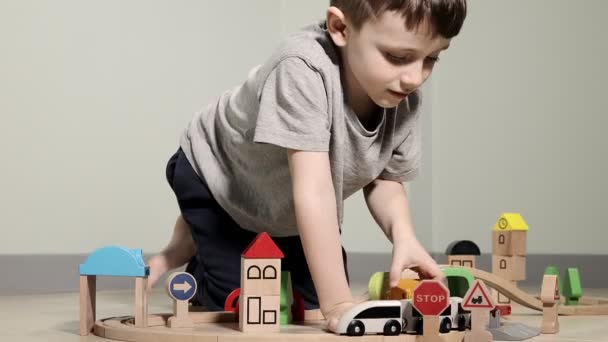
173, 281, 192, 293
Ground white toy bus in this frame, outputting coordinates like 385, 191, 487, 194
336, 297, 471, 336
335, 300, 403, 336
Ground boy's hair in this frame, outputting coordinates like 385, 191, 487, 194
329, 0, 467, 38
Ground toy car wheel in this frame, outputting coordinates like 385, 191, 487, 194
415, 318, 424, 335
346, 320, 365, 336
457, 314, 467, 331
439, 318, 452, 333
383, 319, 401, 336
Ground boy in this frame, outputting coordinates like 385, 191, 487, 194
149, 0, 466, 332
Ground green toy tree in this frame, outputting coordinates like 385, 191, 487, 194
563, 268, 582, 306
544, 266, 562, 294
280, 271, 293, 324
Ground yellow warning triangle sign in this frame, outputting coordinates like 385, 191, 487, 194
462, 280, 495, 309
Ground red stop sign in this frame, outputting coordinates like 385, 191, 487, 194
413, 280, 450, 316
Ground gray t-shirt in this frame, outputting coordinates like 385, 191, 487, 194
180, 22, 421, 237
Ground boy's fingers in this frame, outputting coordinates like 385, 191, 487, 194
422, 257, 444, 280
389, 263, 403, 287
326, 317, 339, 332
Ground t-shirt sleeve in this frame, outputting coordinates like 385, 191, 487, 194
378, 113, 421, 182
253, 57, 330, 151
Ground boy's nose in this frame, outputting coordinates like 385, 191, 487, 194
400, 60, 424, 90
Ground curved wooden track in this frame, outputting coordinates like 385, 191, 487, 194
444, 266, 608, 315
93, 312, 466, 342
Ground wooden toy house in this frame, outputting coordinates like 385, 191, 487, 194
239, 232, 284, 333
492, 213, 528, 303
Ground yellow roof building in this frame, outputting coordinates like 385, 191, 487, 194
492, 213, 529, 231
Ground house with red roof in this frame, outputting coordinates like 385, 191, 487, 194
239, 232, 284, 333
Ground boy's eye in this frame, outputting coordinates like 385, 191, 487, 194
425, 56, 440, 64
384, 52, 440, 65
385, 52, 412, 64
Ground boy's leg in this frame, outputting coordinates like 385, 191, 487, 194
168, 148, 257, 310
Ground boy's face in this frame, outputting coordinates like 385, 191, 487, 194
328, 9, 451, 113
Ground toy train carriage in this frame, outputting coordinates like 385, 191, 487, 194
336, 298, 472, 336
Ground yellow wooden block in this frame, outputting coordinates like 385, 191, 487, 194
492, 213, 529, 231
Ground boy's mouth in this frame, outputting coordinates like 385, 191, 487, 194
388, 89, 409, 98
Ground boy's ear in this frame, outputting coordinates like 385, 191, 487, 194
326, 6, 348, 47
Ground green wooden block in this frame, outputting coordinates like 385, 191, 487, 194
441, 267, 475, 297
563, 268, 582, 306
280, 271, 293, 325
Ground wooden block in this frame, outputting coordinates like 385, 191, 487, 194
189, 311, 237, 323
541, 302, 559, 334
464, 329, 492, 342
492, 280, 516, 304
492, 255, 526, 281
441, 332, 465, 342
239, 295, 280, 333
421, 315, 444, 342
540, 274, 559, 334
492, 231, 527, 256
135, 277, 148, 328
303, 309, 324, 322
241, 258, 281, 296
79, 275, 96, 336
389, 279, 421, 300
468, 309, 490, 334
447, 255, 476, 269
168, 300, 194, 328
495, 290, 510, 304
540, 275, 560, 303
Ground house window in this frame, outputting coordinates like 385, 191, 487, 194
450, 259, 462, 266
247, 265, 261, 279
263, 265, 277, 279
462, 260, 473, 267
263, 310, 277, 324
500, 259, 507, 269
498, 234, 505, 245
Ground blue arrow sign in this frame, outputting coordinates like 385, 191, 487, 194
168, 272, 197, 301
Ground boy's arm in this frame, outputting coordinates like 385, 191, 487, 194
363, 178, 415, 243
287, 149, 354, 330
363, 178, 442, 285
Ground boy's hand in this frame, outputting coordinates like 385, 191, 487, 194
389, 237, 443, 287
324, 301, 356, 333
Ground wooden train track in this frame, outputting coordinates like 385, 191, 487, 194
449, 266, 608, 315
94, 314, 466, 342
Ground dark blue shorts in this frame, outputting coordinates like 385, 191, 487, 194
165, 148, 349, 310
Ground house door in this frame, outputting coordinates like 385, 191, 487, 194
247, 297, 261, 324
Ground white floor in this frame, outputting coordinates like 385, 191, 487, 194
1, 286, 607, 341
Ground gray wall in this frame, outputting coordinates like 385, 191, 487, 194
430, 0, 608, 254
0, 0, 281, 254
1, 1, 606, 257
